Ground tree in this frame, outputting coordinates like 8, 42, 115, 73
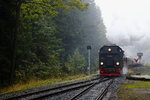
55, 0, 109, 72
0, 0, 87, 86
64, 49, 86, 75
0, 0, 22, 86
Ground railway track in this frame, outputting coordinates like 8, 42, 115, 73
95, 79, 114, 100
0, 76, 115, 100
33, 79, 100, 100
70, 78, 111, 100
0, 76, 100, 100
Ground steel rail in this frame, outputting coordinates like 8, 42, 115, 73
70, 81, 98, 100
31, 81, 96, 100
95, 79, 114, 100
70, 78, 111, 100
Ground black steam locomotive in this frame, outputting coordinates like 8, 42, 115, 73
99, 45, 124, 76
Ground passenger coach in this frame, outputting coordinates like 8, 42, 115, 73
99, 45, 124, 76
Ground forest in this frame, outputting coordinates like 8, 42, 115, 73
0, 0, 109, 87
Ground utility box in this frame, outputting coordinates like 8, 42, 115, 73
87, 46, 91, 50
137, 53, 143, 57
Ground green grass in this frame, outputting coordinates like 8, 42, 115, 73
140, 72, 150, 75
122, 81, 150, 89
144, 64, 150, 66
117, 88, 150, 100
117, 81, 150, 100
127, 69, 134, 74
0, 74, 90, 94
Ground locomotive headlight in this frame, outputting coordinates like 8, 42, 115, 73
108, 48, 111, 52
100, 62, 104, 65
116, 62, 120, 65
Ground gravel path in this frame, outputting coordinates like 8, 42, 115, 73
42, 87, 88, 100
107, 76, 126, 100
42, 77, 125, 100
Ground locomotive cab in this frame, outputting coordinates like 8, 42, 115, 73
99, 45, 124, 76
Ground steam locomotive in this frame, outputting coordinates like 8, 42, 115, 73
99, 45, 124, 76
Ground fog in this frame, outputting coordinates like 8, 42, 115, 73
122, 66, 128, 74
95, 0, 150, 63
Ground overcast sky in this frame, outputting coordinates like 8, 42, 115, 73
95, 0, 150, 63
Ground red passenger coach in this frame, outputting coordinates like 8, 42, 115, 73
99, 45, 124, 76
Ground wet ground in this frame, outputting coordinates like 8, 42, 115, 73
117, 65, 150, 100
130, 66, 150, 73
127, 65, 150, 80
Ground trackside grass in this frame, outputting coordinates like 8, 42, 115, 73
122, 81, 150, 89
0, 74, 90, 94
140, 72, 150, 75
117, 81, 150, 100
127, 69, 134, 74
144, 64, 150, 66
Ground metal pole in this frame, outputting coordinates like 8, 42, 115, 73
139, 57, 141, 64
88, 49, 91, 75
87, 45, 91, 75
